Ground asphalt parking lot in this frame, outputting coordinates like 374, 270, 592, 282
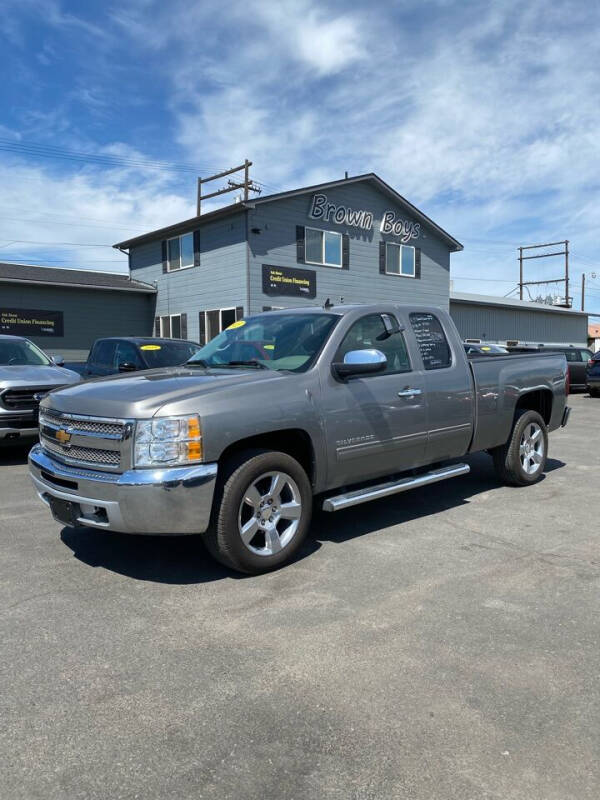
2, 393, 598, 800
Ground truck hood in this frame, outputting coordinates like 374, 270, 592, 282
43, 366, 289, 418
0, 364, 81, 388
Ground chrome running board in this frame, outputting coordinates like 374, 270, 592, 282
321, 463, 470, 512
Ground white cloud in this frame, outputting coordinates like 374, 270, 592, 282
2, 0, 599, 308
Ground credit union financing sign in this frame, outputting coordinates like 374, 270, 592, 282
0, 308, 64, 337
309, 193, 420, 243
262, 264, 317, 299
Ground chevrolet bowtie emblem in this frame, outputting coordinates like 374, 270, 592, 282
55, 429, 72, 445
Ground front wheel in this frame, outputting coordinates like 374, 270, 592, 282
204, 450, 312, 574
491, 410, 548, 487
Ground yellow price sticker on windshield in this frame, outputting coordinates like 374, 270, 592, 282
141, 345, 162, 351
227, 320, 246, 330
264, 344, 275, 350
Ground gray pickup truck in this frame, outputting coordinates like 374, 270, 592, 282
29, 304, 570, 573
0, 335, 80, 442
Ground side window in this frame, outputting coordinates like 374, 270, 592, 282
116, 341, 143, 368
563, 349, 578, 362
335, 314, 411, 375
92, 341, 116, 369
409, 312, 452, 370
580, 350, 593, 362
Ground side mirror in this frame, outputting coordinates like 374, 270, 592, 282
118, 361, 137, 373
50, 354, 65, 367
332, 349, 387, 379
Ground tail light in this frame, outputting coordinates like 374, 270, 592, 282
565, 368, 570, 396
589, 359, 595, 368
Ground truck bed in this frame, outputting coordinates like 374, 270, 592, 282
467, 351, 568, 453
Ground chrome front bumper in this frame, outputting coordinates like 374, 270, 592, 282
28, 444, 218, 535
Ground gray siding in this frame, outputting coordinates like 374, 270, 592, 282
450, 300, 588, 346
247, 181, 451, 314
0, 283, 155, 360
129, 212, 247, 342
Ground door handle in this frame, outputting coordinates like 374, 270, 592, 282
398, 388, 422, 397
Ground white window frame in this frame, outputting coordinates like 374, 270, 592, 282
305, 226, 343, 268
167, 232, 195, 272
385, 242, 416, 278
158, 313, 183, 339
200, 307, 241, 344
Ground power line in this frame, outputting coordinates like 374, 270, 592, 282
0, 238, 114, 247
0, 137, 228, 174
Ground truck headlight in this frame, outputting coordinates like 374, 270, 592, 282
134, 415, 202, 467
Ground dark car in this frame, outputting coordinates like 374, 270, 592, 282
506, 345, 593, 391
586, 351, 600, 397
464, 342, 509, 356
83, 337, 202, 378
548, 347, 594, 391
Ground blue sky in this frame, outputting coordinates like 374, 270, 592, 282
1, 0, 599, 314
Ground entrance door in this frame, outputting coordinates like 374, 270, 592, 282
322, 313, 428, 486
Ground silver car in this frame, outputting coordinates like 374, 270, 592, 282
0, 335, 80, 443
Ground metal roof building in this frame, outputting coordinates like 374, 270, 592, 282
0, 263, 156, 361
450, 291, 589, 347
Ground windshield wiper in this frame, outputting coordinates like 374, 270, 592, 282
215, 360, 269, 370
186, 359, 208, 367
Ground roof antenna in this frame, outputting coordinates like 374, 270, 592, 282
323, 297, 334, 309
344, 171, 349, 179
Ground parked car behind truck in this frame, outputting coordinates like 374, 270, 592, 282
0, 335, 80, 443
83, 337, 202, 378
29, 304, 570, 573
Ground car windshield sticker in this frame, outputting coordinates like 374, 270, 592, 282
141, 345, 162, 350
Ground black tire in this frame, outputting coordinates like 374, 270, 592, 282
491, 410, 548, 487
589, 387, 599, 398
203, 449, 312, 574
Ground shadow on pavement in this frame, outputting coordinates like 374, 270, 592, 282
0, 443, 34, 467
60, 526, 321, 584
55, 451, 562, 583
311, 452, 565, 545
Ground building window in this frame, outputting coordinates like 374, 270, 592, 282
305, 227, 342, 268
167, 232, 194, 271
158, 314, 183, 339
199, 307, 244, 345
386, 243, 415, 277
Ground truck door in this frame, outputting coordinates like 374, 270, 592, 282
408, 311, 474, 462
323, 312, 428, 486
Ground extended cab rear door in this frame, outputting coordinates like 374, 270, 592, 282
321, 311, 428, 486
406, 311, 474, 462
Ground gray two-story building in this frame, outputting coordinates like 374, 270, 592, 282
115, 173, 463, 344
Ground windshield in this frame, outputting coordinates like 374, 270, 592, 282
140, 341, 201, 368
187, 312, 339, 372
0, 338, 51, 366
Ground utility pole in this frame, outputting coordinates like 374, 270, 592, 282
196, 159, 261, 216
582, 272, 585, 311
516, 240, 570, 307
565, 239, 569, 309
519, 246, 523, 300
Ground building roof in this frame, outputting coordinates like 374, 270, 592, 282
0, 262, 156, 293
450, 291, 588, 317
113, 173, 463, 252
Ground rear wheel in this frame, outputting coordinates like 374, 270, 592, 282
491, 410, 548, 487
589, 387, 599, 398
204, 450, 312, 574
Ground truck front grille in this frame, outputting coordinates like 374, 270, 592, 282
39, 409, 133, 472
41, 408, 124, 437
1, 387, 59, 411
42, 438, 121, 467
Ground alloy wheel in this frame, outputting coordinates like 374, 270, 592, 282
237, 471, 302, 556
